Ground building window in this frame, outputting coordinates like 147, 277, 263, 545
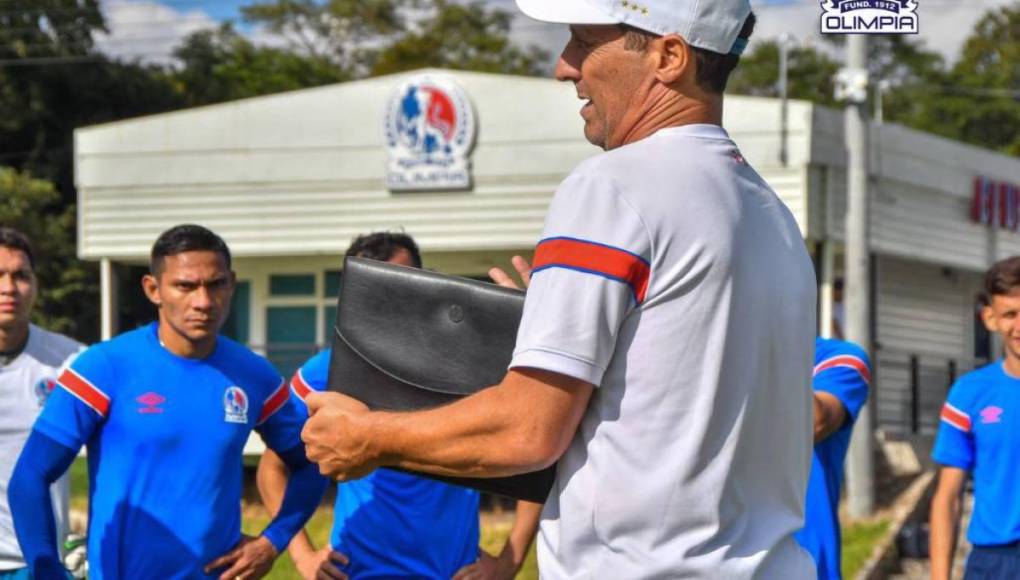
266, 306, 318, 378
270, 274, 315, 296
325, 270, 342, 298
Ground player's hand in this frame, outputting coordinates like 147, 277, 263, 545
293, 546, 349, 580
488, 256, 532, 290
302, 392, 379, 482
452, 548, 517, 580
204, 534, 278, 580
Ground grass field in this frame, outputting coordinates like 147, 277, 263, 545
68, 459, 883, 579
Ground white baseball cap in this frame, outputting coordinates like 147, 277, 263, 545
514, 0, 752, 55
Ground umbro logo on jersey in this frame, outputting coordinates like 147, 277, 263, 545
136, 392, 166, 414
980, 405, 1004, 425
223, 386, 249, 424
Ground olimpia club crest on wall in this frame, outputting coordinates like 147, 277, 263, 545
384, 74, 476, 192
821, 0, 918, 34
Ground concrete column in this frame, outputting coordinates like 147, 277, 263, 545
819, 241, 836, 339
100, 258, 119, 340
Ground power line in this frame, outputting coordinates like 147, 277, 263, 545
0, 55, 102, 66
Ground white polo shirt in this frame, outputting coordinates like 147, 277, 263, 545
511, 124, 816, 579
0, 324, 82, 570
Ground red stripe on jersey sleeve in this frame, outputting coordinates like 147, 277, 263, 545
532, 237, 651, 304
57, 369, 111, 417
940, 403, 971, 433
813, 355, 872, 384
290, 370, 313, 401
257, 380, 290, 425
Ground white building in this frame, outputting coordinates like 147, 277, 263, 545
75, 68, 1020, 439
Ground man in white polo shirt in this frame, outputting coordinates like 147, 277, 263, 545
301, 1, 817, 577
0, 227, 82, 579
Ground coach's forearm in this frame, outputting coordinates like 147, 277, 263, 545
372, 369, 591, 478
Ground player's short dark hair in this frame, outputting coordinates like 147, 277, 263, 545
0, 227, 35, 272
620, 11, 756, 94
150, 224, 232, 276
345, 232, 422, 268
980, 256, 1020, 306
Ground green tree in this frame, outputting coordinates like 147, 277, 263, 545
0, 1, 183, 200
172, 24, 347, 107
371, 0, 548, 76
241, 0, 410, 77
903, 4, 1020, 155
239, 0, 547, 79
0, 168, 97, 341
0, 0, 104, 59
728, 40, 842, 107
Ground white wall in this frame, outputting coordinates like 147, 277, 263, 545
75, 71, 813, 261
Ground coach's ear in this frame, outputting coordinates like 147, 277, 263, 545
142, 273, 162, 308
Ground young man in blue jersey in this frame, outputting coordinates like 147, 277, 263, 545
795, 337, 871, 579
257, 232, 542, 580
8, 224, 327, 580
931, 256, 1020, 580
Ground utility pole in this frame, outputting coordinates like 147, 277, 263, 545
837, 35, 874, 518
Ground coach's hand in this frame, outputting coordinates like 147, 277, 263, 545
205, 534, 278, 580
489, 255, 532, 290
302, 392, 380, 482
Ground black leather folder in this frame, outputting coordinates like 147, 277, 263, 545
326, 256, 556, 502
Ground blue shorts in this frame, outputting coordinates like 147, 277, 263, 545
965, 543, 1020, 580
0, 568, 31, 580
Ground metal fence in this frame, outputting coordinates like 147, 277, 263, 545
876, 350, 985, 436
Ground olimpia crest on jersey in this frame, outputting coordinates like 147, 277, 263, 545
223, 386, 249, 423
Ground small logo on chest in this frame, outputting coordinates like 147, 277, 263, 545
136, 392, 166, 414
34, 379, 57, 407
980, 406, 1004, 425
223, 386, 249, 424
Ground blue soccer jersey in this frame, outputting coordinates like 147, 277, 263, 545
795, 338, 871, 580
291, 350, 480, 578
932, 361, 1020, 546
32, 323, 306, 579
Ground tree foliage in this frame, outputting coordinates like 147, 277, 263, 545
729, 5, 1020, 156
728, 40, 842, 108
241, 0, 412, 75
172, 24, 346, 107
370, 0, 548, 76
927, 4, 1020, 155
0, 169, 97, 341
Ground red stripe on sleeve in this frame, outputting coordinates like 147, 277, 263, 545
812, 355, 872, 384
257, 380, 290, 425
57, 369, 111, 417
290, 370, 312, 401
940, 403, 971, 433
533, 237, 650, 303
